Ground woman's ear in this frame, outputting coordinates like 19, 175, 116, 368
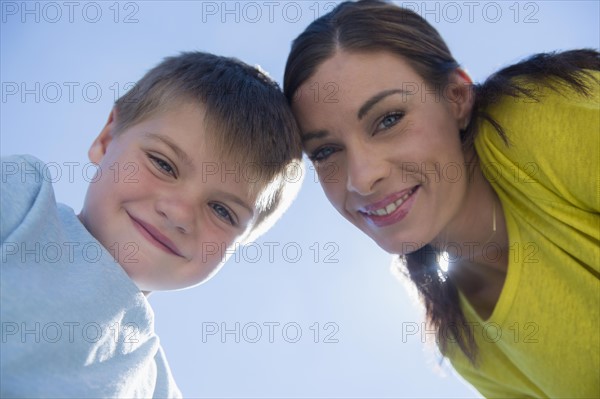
446, 68, 475, 129
89, 108, 117, 164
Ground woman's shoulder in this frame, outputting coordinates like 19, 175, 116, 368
475, 69, 599, 211
483, 69, 597, 144
486, 68, 598, 129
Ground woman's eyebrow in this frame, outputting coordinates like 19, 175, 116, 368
301, 89, 411, 143
301, 129, 328, 144
358, 89, 409, 120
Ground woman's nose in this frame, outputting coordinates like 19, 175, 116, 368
345, 143, 389, 196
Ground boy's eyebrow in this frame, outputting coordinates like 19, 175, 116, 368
218, 191, 255, 218
144, 132, 194, 169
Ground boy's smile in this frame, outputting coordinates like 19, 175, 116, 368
127, 211, 185, 258
79, 101, 257, 292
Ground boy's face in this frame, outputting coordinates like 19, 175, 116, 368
79, 102, 257, 291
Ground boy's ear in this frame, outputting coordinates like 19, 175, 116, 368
89, 108, 117, 164
447, 68, 475, 129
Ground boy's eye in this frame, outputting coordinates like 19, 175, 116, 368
309, 146, 338, 163
210, 202, 236, 226
148, 154, 176, 177
377, 112, 404, 131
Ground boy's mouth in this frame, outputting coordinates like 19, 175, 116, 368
127, 212, 184, 258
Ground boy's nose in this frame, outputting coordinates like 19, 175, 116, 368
154, 196, 195, 234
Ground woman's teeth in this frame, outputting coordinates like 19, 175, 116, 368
366, 187, 416, 216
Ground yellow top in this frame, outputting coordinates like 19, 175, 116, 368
448, 71, 600, 398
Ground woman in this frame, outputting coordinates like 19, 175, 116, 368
284, 0, 599, 397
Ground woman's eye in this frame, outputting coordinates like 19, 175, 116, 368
211, 203, 236, 226
309, 146, 337, 162
377, 112, 404, 131
149, 154, 175, 177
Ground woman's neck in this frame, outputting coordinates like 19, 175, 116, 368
432, 153, 510, 318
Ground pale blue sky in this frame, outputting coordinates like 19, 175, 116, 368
2, 1, 598, 397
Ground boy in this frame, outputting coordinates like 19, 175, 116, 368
0, 52, 303, 397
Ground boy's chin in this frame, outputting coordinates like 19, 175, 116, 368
133, 276, 214, 293
128, 259, 226, 293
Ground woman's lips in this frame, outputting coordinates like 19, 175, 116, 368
359, 186, 419, 227
128, 213, 183, 257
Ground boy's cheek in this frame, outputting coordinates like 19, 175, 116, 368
196, 240, 230, 267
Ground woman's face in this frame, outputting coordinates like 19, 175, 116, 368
292, 51, 473, 254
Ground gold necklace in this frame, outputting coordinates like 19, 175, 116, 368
481, 199, 497, 248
